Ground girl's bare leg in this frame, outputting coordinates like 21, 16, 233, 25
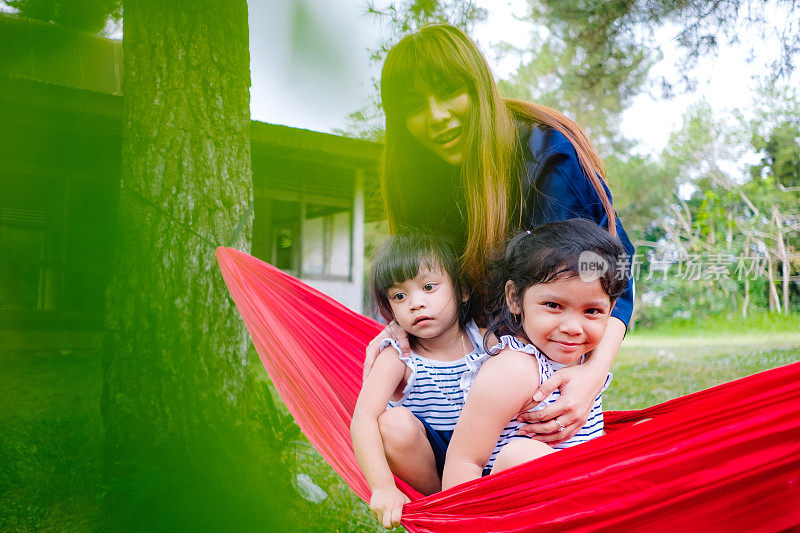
378, 407, 441, 494
491, 438, 555, 474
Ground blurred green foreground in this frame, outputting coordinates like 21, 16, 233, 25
2, 313, 798, 532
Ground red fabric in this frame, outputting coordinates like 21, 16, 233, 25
217, 247, 800, 532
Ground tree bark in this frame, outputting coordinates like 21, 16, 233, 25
103, 1, 290, 529
741, 235, 750, 319
772, 206, 791, 313
765, 251, 782, 314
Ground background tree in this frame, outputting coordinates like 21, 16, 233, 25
498, 1, 652, 150
102, 1, 292, 529
521, 0, 799, 95
750, 82, 800, 190
633, 87, 800, 326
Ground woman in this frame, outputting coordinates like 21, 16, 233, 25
364, 24, 635, 445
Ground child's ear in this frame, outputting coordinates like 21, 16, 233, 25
505, 281, 522, 315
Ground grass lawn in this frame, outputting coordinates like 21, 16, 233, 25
607, 312, 800, 409
0, 349, 103, 531
608, 345, 800, 411
1, 317, 798, 531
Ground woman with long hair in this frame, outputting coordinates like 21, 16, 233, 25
365, 23, 635, 447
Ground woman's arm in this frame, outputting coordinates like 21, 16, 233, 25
363, 320, 410, 382
517, 317, 625, 443
442, 351, 537, 490
519, 128, 634, 441
351, 349, 410, 528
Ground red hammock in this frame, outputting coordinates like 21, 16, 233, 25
216, 247, 800, 532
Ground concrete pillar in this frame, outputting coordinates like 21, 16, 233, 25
352, 169, 365, 313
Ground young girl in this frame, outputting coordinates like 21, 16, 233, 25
442, 219, 628, 490
351, 232, 485, 528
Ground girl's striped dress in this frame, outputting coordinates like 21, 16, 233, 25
470, 335, 611, 472
382, 320, 484, 431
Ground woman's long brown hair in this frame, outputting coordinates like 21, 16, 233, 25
380, 24, 616, 302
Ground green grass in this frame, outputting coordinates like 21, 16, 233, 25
2, 317, 799, 531
630, 310, 800, 337
608, 346, 800, 411
0, 349, 103, 532
619, 311, 800, 364
0, 347, 381, 533
609, 311, 800, 409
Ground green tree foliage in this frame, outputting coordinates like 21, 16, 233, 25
365, 0, 486, 59
498, 1, 652, 149
604, 152, 676, 239
4, 0, 121, 33
525, 0, 798, 94
499, 0, 799, 151
750, 82, 800, 189
753, 120, 800, 189
633, 89, 799, 327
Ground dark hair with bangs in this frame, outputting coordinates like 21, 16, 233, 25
486, 219, 628, 346
370, 232, 470, 327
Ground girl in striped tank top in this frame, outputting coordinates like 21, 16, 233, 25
351, 232, 485, 529
442, 219, 630, 490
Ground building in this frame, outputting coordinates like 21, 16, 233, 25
0, 14, 383, 348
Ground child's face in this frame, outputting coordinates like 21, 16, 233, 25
507, 275, 612, 366
387, 264, 461, 340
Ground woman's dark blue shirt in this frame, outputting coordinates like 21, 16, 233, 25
519, 123, 635, 328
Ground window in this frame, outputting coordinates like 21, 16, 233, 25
0, 177, 116, 318
302, 204, 351, 279
258, 198, 352, 280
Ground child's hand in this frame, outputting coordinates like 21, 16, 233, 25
369, 486, 410, 529
364, 321, 410, 381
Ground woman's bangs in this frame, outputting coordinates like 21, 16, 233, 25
382, 35, 471, 117
416, 35, 471, 90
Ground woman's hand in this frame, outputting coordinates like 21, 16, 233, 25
369, 486, 410, 529
363, 321, 409, 382
518, 318, 625, 444
516, 363, 606, 444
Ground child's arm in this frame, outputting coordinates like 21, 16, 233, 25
363, 321, 410, 381
442, 350, 539, 490
521, 317, 623, 443
350, 348, 410, 529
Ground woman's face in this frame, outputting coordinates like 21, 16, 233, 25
403, 76, 471, 166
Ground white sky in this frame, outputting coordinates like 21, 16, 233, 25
245, 0, 797, 156
248, 0, 379, 133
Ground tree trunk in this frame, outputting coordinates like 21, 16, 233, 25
765, 252, 782, 314
102, 1, 290, 529
772, 206, 790, 314
741, 235, 750, 319
742, 275, 750, 319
